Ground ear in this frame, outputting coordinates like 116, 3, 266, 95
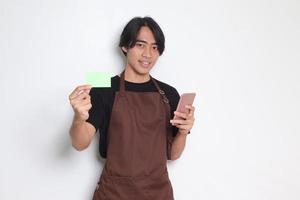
121, 46, 128, 53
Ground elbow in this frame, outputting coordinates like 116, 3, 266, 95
72, 142, 89, 151
170, 153, 181, 161
69, 130, 90, 151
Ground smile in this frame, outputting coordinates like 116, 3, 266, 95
139, 60, 151, 67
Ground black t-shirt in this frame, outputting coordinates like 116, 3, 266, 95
86, 75, 180, 158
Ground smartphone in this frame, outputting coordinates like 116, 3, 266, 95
174, 93, 196, 119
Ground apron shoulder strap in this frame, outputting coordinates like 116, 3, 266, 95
120, 71, 125, 92
151, 77, 170, 104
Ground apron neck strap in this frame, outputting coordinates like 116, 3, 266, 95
120, 71, 125, 92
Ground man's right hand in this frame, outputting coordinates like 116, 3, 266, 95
69, 85, 92, 122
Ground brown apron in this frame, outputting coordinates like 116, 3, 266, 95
92, 72, 175, 200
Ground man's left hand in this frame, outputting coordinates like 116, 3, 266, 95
170, 105, 195, 135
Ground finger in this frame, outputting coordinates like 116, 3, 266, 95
73, 88, 91, 99
185, 105, 195, 115
188, 111, 195, 118
81, 103, 92, 111
74, 103, 92, 113
82, 88, 91, 94
72, 95, 91, 105
173, 119, 194, 127
72, 92, 90, 102
76, 84, 92, 92
174, 111, 188, 119
170, 119, 189, 125
185, 105, 195, 111
79, 97, 91, 105
69, 85, 92, 100
69, 90, 84, 100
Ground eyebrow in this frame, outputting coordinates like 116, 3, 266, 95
136, 39, 157, 45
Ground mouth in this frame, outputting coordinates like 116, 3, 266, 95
138, 60, 151, 68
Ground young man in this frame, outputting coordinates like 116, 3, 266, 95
69, 17, 195, 200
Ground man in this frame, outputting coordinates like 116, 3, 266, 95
69, 16, 195, 200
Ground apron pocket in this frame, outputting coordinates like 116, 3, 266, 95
147, 172, 174, 200
103, 174, 136, 200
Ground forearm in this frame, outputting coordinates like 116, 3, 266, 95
170, 132, 187, 160
69, 116, 91, 151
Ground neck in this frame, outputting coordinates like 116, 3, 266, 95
122, 66, 150, 83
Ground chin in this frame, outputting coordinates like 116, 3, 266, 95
135, 65, 153, 75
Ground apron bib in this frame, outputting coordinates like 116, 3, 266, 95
92, 72, 174, 200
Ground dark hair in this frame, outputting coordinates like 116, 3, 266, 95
119, 16, 165, 56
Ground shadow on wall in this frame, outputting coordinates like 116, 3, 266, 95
35, 92, 106, 170
51, 116, 106, 165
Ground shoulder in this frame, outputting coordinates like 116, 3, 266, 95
152, 77, 180, 111
153, 78, 180, 98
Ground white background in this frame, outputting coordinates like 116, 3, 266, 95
1, 0, 299, 199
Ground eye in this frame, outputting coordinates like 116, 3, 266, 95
136, 43, 144, 48
152, 46, 158, 51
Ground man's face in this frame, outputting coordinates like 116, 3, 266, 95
122, 26, 160, 75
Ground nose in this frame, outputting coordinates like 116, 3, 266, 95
142, 47, 152, 58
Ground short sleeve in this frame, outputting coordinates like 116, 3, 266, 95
86, 88, 104, 132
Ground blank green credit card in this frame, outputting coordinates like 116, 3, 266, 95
85, 72, 111, 88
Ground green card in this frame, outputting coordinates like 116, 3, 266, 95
85, 72, 111, 88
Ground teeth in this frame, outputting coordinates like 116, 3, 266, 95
140, 61, 150, 66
